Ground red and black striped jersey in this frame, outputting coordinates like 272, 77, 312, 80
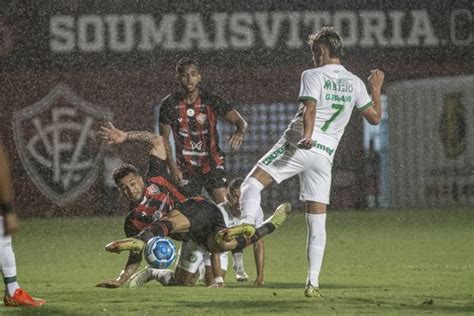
158, 90, 232, 176
124, 156, 186, 237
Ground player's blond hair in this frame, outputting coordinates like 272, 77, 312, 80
308, 27, 343, 58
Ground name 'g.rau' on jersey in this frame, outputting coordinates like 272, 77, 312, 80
284, 64, 372, 161
124, 156, 186, 237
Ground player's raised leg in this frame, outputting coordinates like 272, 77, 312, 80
216, 203, 291, 251
105, 237, 145, 253
239, 167, 274, 226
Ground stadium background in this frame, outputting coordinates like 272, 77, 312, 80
0, 0, 472, 216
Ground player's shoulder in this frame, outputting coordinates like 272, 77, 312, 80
160, 92, 184, 106
301, 68, 327, 83
201, 90, 226, 103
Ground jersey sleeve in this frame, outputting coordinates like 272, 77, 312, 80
124, 215, 140, 237
355, 78, 373, 111
209, 94, 233, 118
158, 95, 175, 125
146, 155, 169, 178
298, 70, 321, 103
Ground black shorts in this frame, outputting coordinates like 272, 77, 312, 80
181, 167, 227, 197
179, 198, 226, 252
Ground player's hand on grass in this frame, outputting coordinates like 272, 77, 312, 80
96, 279, 123, 288
208, 282, 224, 288
368, 69, 385, 92
297, 138, 313, 150
254, 277, 264, 287
99, 122, 128, 144
228, 131, 244, 150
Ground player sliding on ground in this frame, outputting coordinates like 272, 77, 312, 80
98, 123, 291, 287
105, 198, 290, 287
97, 123, 238, 288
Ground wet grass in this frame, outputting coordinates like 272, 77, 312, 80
4, 208, 473, 315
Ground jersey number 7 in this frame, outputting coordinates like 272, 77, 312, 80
321, 103, 344, 132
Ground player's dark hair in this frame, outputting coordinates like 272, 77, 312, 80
228, 177, 244, 191
176, 57, 200, 74
113, 164, 140, 185
308, 27, 343, 58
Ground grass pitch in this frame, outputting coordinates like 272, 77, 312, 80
3, 208, 473, 315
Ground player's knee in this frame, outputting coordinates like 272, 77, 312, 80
241, 177, 264, 194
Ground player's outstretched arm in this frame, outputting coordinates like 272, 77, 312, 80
362, 69, 385, 125
99, 122, 166, 160
253, 239, 265, 286
208, 253, 225, 288
96, 251, 142, 288
225, 110, 248, 150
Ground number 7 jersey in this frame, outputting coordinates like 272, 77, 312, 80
284, 64, 372, 161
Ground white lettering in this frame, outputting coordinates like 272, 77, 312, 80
407, 10, 438, 46
78, 15, 104, 52
360, 11, 388, 47
50, 15, 75, 52
450, 9, 472, 46
229, 12, 254, 49
286, 12, 302, 48
334, 11, 358, 46
180, 13, 213, 50
389, 11, 405, 46
48, 10, 447, 53
137, 14, 178, 50
255, 12, 286, 48
304, 11, 331, 33
105, 15, 135, 52
212, 13, 228, 49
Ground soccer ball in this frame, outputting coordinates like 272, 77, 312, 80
144, 237, 176, 269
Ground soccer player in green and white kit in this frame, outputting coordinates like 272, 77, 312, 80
224, 27, 385, 297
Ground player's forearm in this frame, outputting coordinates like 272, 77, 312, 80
227, 110, 248, 135
302, 103, 316, 139
210, 253, 224, 281
126, 131, 159, 146
253, 240, 265, 279
370, 89, 382, 124
115, 260, 141, 284
234, 116, 248, 135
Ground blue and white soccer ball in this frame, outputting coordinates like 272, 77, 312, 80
144, 237, 176, 269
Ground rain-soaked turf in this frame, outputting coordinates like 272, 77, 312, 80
5, 208, 473, 315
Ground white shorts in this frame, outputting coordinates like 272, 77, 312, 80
203, 251, 228, 270
257, 138, 332, 204
176, 240, 228, 273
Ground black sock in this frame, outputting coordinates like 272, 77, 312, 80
256, 222, 275, 237
233, 223, 276, 251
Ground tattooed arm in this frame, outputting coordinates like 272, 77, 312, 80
99, 122, 166, 160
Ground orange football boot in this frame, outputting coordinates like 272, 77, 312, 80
3, 288, 45, 307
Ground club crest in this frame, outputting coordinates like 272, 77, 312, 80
196, 113, 207, 124
12, 84, 113, 206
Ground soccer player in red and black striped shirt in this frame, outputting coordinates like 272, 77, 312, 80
159, 57, 248, 203
96, 124, 189, 288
